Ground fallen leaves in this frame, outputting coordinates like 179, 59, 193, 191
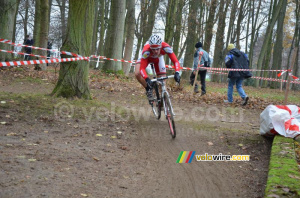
288, 174, 300, 180
6, 132, 17, 136
93, 157, 100, 161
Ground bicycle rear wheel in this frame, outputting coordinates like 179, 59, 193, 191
164, 94, 176, 138
151, 83, 161, 120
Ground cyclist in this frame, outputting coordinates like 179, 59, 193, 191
135, 34, 181, 101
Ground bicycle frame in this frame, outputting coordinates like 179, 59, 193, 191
149, 63, 177, 138
152, 77, 175, 117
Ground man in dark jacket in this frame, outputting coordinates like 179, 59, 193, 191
190, 42, 211, 95
24, 35, 34, 61
224, 43, 252, 106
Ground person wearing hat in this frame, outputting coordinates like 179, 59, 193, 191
190, 41, 211, 95
224, 43, 252, 106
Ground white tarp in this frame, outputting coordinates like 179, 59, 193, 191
260, 105, 300, 138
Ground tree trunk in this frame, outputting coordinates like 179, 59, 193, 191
91, 0, 99, 57
24, 0, 29, 39
226, 0, 237, 48
102, 0, 126, 73
52, 0, 95, 99
33, 0, 41, 63
32, 0, 49, 70
196, 1, 204, 41
182, 0, 199, 79
290, 0, 300, 91
203, 0, 217, 53
134, 0, 159, 60
165, 0, 179, 45
255, 0, 284, 87
211, 0, 228, 82
96, 0, 105, 56
270, 0, 287, 88
260, 36, 272, 88
39, 0, 50, 70
141, 0, 159, 45
123, 0, 135, 75
235, 0, 245, 50
12, 0, 20, 60
0, 0, 19, 62
172, 0, 185, 56
165, 0, 179, 65
245, 0, 251, 54
249, 0, 262, 67
57, 0, 67, 44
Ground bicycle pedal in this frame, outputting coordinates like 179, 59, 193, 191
149, 100, 154, 106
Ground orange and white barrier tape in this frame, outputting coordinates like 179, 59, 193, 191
0, 38, 82, 57
0, 49, 47, 59
205, 67, 289, 72
1, 37, 298, 81
90, 55, 136, 64
207, 70, 300, 84
0, 57, 88, 67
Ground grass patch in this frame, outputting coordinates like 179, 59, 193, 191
15, 76, 44, 84
264, 136, 300, 197
0, 92, 115, 121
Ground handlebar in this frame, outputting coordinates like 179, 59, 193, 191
151, 75, 174, 82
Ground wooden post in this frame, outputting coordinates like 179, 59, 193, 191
284, 47, 298, 105
192, 51, 203, 94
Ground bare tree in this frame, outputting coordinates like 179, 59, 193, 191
56, 0, 67, 43
52, 0, 95, 99
235, 0, 246, 50
203, 0, 217, 53
0, 0, 19, 62
96, 0, 106, 57
134, 0, 160, 60
211, 0, 229, 82
172, 0, 185, 56
270, 0, 287, 88
123, 0, 135, 75
182, 0, 199, 79
102, 0, 126, 72
256, 0, 284, 87
225, 0, 238, 48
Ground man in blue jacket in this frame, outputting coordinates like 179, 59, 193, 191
190, 42, 211, 95
224, 43, 252, 106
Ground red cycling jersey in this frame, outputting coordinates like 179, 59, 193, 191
136, 42, 180, 79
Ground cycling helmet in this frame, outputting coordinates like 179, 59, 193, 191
149, 34, 162, 49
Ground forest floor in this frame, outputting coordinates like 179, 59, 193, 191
0, 66, 299, 198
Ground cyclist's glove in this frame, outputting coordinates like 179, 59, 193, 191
145, 77, 153, 91
174, 72, 180, 83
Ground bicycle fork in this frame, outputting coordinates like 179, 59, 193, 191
162, 92, 175, 117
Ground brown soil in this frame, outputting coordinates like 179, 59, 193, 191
0, 67, 273, 198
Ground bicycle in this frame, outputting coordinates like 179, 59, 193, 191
149, 64, 177, 138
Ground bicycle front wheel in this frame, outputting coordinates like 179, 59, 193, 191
164, 94, 176, 138
151, 83, 161, 120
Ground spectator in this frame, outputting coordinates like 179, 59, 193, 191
24, 35, 34, 61
224, 43, 252, 106
190, 42, 211, 95
47, 41, 52, 66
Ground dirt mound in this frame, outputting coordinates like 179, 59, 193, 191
0, 67, 272, 197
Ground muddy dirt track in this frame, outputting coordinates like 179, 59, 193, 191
0, 70, 272, 198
